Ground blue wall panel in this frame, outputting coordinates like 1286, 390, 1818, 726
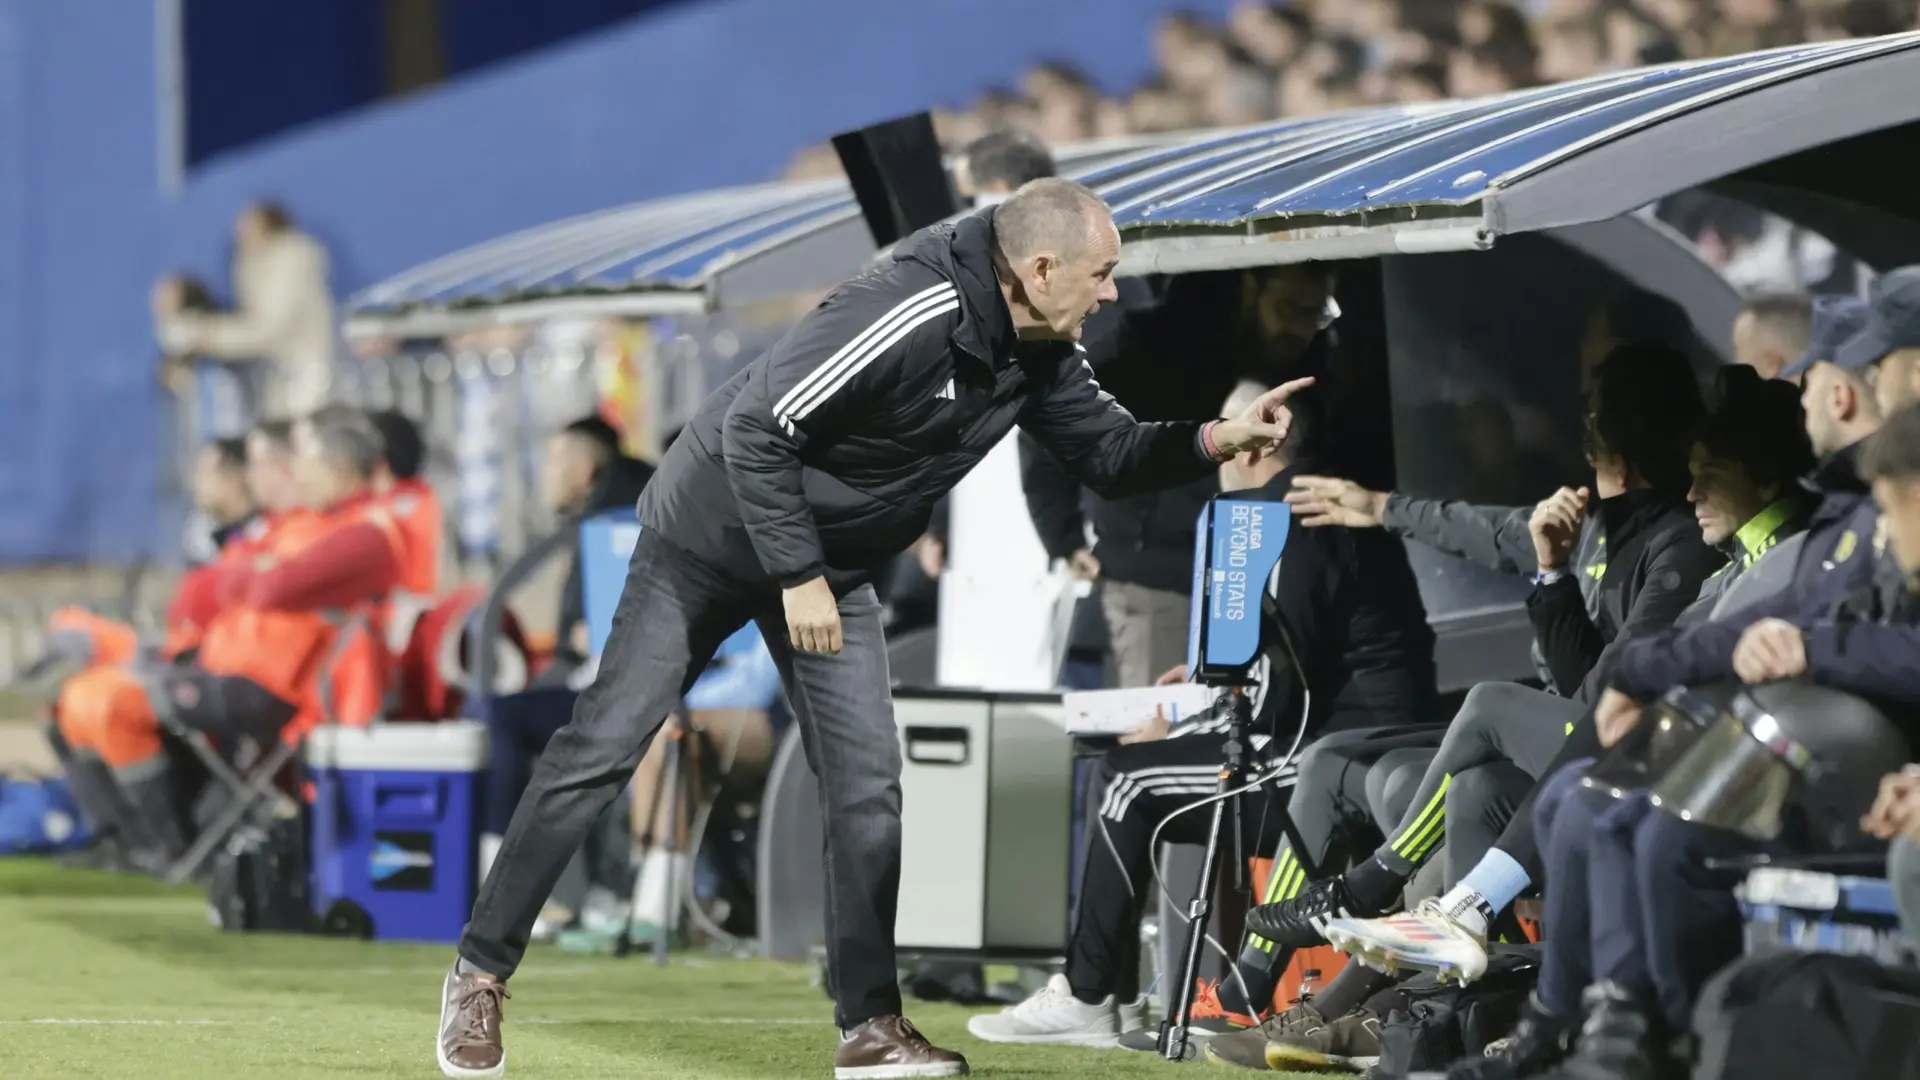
0, 0, 1229, 564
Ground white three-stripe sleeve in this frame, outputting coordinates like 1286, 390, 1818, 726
769, 282, 958, 436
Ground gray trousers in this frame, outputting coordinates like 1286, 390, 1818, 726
459, 527, 905, 1029
1373, 682, 1582, 877
1101, 580, 1191, 688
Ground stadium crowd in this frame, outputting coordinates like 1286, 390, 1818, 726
788, 0, 1912, 295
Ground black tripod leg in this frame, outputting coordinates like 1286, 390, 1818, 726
1161, 782, 1230, 1063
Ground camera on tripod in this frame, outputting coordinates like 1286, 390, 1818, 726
1157, 495, 1292, 1062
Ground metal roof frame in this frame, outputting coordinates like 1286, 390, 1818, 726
1106, 34, 1920, 274
344, 33, 1920, 338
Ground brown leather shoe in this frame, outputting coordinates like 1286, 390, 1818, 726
437, 964, 509, 1078
835, 1015, 970, 1079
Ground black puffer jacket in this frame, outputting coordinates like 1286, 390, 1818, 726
641, 208, 1223, 588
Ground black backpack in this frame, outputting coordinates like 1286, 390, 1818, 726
1694, 951, 1920, 1080
1365, 947, 1541, 1079
207, 814, 314, 934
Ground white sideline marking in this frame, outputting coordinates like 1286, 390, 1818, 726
1, 1016, 827, 1027
0, 1019, 246, 1026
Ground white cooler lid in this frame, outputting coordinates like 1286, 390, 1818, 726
305, 721, 490, 773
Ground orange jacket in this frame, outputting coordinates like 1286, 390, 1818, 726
198, 494, 404, 728
383, 477, 443, 598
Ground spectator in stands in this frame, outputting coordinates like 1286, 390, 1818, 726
1450, 37, 1539, 96
1128, 78, 1201, 133
1502, 402, 1920, 1080
970, 381, 1437, 1049
1248, 343, 1717, 945
152, 274, 219, 395
1228, 1, 1312, 69
154, 202, 337, 417
1459, 0, 1536, 52
1731, 293, 1813, 381
1535, 14, 1608, 83
539, 415, 655, 680
1205, 59, 1277, 126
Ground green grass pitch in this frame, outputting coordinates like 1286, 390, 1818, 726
0, 859, 1326, 1078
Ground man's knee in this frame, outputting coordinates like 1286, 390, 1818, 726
1531, 759, 1598, 838
1633, 809, 1746, 889
1453, 763, 1527, 833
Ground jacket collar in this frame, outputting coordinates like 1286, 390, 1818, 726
898, 208, 1074, 369
1809, 440, 1871, 498
1729, 495, 1814, 568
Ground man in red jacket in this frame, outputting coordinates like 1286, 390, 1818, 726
59, 407, 404, 869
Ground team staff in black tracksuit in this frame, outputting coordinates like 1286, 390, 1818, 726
1018, 266, 1335, 687
969, 382, 1439, 1048
435, 180, 1316, 1080
1241, 343, 1719, 951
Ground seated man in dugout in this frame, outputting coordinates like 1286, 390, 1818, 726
968, 380, 1440, 1050
54, 408, 407, 870
1220, 364, 1822, 1074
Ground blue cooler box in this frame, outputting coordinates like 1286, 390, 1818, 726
306, 721, 490, 944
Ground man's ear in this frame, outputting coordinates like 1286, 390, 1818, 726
1028, 252, 1056, 292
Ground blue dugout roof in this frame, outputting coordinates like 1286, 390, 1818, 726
345, 32, 1920, 337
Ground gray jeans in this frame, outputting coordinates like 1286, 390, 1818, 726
459, 526, 905, 1028
1100, 580, 1191, 688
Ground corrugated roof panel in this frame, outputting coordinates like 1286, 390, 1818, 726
345, 34, 1920, 332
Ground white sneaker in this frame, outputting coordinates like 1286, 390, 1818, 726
1322, 898, 1491, 984
1117, 994, 1150, 1034
966, 975, 1122, 1047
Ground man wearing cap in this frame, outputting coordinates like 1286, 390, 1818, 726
1836, 265, 1920, 416
1779, 294, 1871, 385
1599, 290, 1888, 704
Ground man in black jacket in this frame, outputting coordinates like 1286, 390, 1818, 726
1020, 264, 1332, 687
436, 179, 1312, 1080
969, 380, 1437, 1049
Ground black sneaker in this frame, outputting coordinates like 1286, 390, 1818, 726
1447, 993, 1575, 1080
1536, 983, 1683, 1080
1244, 878, 1373, 949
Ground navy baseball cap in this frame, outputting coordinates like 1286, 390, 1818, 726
1835, 266, 1920, 372
1781, 295, 1869, 380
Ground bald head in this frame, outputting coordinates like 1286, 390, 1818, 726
994, 178, 1122, 343
995, 178, 1113, 262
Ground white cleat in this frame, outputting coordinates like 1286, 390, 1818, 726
966, 975, 1126, 1047
1322, 898, 1491, 985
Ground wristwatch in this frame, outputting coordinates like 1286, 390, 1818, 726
1533, 569, 1566, 586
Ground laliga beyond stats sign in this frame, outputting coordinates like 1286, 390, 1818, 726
1186, 499, 1291, 682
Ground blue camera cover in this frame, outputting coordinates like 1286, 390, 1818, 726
1185, 498, 1291, 682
